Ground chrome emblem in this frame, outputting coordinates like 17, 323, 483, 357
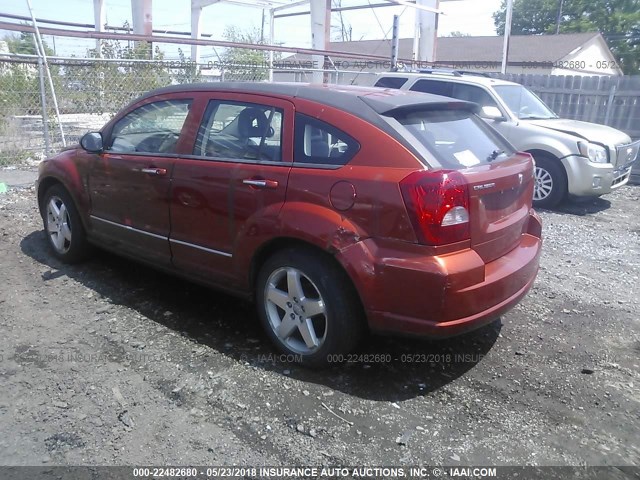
473, 182, 496, 191
518, 173, 524, 184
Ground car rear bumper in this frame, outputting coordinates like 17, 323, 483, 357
337, 210, 542, 338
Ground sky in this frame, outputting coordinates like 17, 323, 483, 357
0, 0, 503, 59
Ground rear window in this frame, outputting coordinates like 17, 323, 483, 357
374, 77, 409, 89
391, 109, 514, 169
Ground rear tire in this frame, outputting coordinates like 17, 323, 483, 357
42, 185, 92, 264
532, 154, 567, 209
256, 248, 364, 367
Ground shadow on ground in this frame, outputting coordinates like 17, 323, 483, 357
539, 196, 612, 216
21, 230, 500, 402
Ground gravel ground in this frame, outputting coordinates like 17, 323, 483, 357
0, 166, 638, 469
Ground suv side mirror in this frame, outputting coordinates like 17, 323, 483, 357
480, 106, 505, 121
80, 132, 104, 153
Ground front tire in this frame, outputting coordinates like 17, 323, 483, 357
42, 185, 91, 263
256, 248, 364, 367
532, 154, 567, 209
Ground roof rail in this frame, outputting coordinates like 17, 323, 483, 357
415, 67, 491, 78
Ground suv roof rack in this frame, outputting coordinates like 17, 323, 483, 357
413, 67, 492, 78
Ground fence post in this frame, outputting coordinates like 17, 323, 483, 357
604, 84, 617, 126
37, 56, 51, 157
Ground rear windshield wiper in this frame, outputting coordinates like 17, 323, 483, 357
487, 149, 504, 161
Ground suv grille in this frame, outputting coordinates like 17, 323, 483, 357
616, 140, 640, 167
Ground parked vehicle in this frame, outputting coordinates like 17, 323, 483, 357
372, 70, 639, 208
37, 83, 542, 366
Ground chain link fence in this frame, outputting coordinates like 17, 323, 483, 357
0, 52, 377, 165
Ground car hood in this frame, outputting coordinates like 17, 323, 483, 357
523, 118, 631, 146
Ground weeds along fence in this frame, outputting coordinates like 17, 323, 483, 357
0, 54, 377, 164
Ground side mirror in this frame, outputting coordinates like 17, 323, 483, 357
80, 132, 104, 153
480, 106, 505, 121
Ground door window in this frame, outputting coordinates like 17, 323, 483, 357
108, 99, 192, 154
193, 101, 283, 162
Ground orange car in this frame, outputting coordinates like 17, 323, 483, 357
37, 83, 542, 366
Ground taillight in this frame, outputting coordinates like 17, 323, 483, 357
400, 170, 470, 245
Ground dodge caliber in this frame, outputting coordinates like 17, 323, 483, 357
37, 83, 542, 366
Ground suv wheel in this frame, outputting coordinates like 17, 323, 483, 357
256, 248, 364, 367
42, 185, 92, 263
532, 154, 566, 209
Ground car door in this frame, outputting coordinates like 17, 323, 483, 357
89, 95, 194, 266
169, 93, 293, 288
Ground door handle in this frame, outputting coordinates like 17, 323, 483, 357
141, 167, 167, 176
242, 178, 279, 189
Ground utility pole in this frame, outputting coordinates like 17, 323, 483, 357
501, 0, 513, 74
555, 0, 564, 34
391, 14, 400, 71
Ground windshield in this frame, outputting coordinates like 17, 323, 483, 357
493, 85, 558, 120
391, 109, 515, 169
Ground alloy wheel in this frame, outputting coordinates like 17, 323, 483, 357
264, 267, 328, 355
534, 166, 554, 201
46, 195, 72, 254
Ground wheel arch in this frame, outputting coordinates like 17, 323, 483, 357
38, 176, 62, 212
38, 175, 91, 231
526, 149, 569, 186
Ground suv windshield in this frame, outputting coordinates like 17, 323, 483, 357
391, 109, 515, 169
493, 85, 557, 120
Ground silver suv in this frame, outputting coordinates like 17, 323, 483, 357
371, 71, 639, 208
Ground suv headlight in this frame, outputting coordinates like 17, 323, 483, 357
578, 141, 609, 163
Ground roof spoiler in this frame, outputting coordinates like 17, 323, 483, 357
360, 95, 480, 116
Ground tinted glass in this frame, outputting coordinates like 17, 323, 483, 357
374, 77, 409, 89
410, 79, 453, 97
451, 84, 498, 108
109, 100, 192, 154
294, 113, 359, 166
194, 101, 283, 162
392, 109, 514, 169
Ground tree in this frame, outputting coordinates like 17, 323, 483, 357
174, 48, 202, 84
221, 26, 270, 81
493, 0, 640, 74
446, 31, 471, 37
4, 30, 54, 56
64, 32, 171, 114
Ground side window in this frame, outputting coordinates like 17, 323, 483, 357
193, 100, 283, 162
451, 84, 498, 108
294, 113, 360, 166
108, 99, 192, 154
410, 79, 453, 97
374, 77, 409, 89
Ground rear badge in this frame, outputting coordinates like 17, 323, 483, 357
473, 182, 496, 191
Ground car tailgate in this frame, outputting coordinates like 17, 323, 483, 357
460, 153, 535, 263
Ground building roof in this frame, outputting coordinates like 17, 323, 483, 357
329, 32, 602, 64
